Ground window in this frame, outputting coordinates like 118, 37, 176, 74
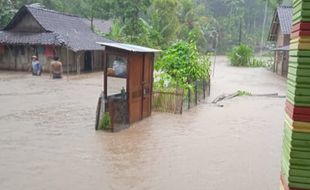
107, 55, 127, 78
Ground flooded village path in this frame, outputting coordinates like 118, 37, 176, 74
0, 56, 287, 190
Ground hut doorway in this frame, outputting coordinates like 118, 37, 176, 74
141, 54, 152, 119
127, 54, 153, 123
84, 51, 92, 71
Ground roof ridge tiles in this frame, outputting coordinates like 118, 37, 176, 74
25, 4, 81, 19
279, 5, 292, 8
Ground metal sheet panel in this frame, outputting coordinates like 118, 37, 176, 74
97, 42, 160, 53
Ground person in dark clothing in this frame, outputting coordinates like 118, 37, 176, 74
50, 56, 63, 79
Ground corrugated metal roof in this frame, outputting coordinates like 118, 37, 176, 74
277, 6, 292, 35
97, 42, 161, 53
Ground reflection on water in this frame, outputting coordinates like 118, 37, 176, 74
0, 58, 286, 190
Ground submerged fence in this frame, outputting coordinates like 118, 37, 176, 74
152, 79, 210, 114
152, 90, 184, 114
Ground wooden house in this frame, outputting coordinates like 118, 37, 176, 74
268, 6, 292, 77
0, 5, 113, 73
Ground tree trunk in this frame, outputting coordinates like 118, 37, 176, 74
91, 16, 94, 32
238, 18, 242, 45
260, 0, 268, 57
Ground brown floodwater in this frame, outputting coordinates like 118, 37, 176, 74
0, 56, 287, 190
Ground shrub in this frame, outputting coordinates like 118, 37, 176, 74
99, 112, 111, 130
237, 90, 251, 96
155, 40, 211, 90
228, 44, 254, 66
250, 58, 266, 67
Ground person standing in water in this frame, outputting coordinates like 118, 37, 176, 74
50, 56, 63, 79
31, 55, 41, 76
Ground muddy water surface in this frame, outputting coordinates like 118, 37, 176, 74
0, 57, 286, 190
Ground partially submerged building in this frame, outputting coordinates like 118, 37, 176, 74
0, 5, 113, 73
95, 42, 160, 131
268, 5, 292, 77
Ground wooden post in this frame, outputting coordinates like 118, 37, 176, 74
76, 51, 81, 75
14, 46, 17, 71
66, 32, 69, 81
104, 52, 108, 99
150, 53, 154, 116
203, 80, 206, 100
174, 84, 178, 114
188, 88, 191, 110
75, 52, 78, 74
208, 78, 211, 96
95, 94, 102, 130
141, 53, 145, 120
195, 81, 198, 105
66, 45, 69, 81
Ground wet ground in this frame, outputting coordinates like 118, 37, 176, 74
0, 56, 287, 190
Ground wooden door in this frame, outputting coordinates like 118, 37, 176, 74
84, 51, 92, 71
282, 51, 288, 77
128, 53, 153, 123
128, 54, 143, 123
142, 53, 153, 118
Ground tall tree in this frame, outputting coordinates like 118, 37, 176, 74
78, 0, 110, 31
107, 0, 151, 44
0, 0, 15, 28
177, 0, 209, 52
145, 0, 179, 48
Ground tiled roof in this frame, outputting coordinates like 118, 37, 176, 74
277, 6, 292, 35
1, 5, 114, 51
268, 6, 292, 41
0, 31, 63, 45
82, 18, 112, 34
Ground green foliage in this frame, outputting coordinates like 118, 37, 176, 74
99, 112, 111, 130
109, 0, 151, 44
155, 41, 211, 90
237, 90, 251, 96
153, 72, 175, 90
198, 55, 212, 80
78, 0, 110, 31
228, 44, 268, 67
3, 0, 281, 53
107, 0, 210, 51
177, 0, 209, 52
106, 19, 126, 42
146, 0, 180, 48
0, 1, 15, 28
204, 0, 283, 53
228, 44, 253, 66
251, 58, 266, 67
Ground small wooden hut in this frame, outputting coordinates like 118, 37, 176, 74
96, 42, 160, 131
0, 5, 113, 73
268, 5, 292, 77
